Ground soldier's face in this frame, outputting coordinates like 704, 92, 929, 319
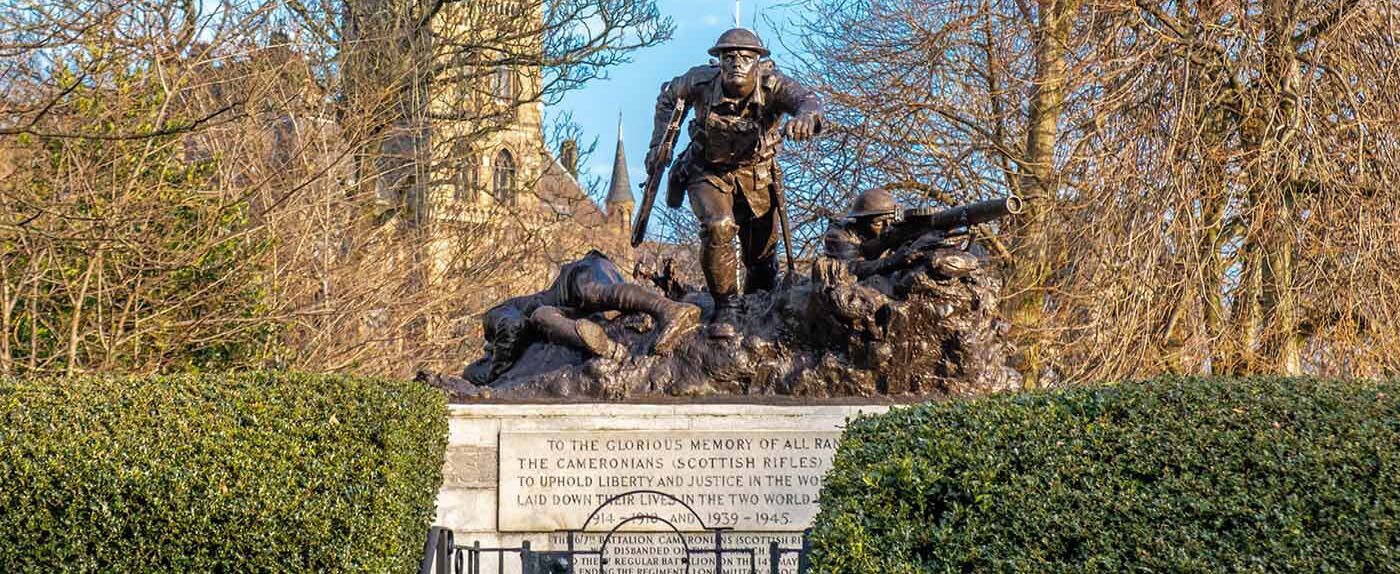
858, 215, 893, 238
873, 217, 891, 236
720, 49, 760, 96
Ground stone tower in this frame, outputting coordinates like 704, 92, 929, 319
348, 0, 630, 304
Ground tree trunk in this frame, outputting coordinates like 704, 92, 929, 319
1233, 240, 1265, 375
1198, 189, 1229, 374
1258, 0, 1304, 374
1, 261, 12, 376
66, 250, 100, 377
1007, 0, 1078, 388
1261, 224, 1301, 373
27, 256, 40, 373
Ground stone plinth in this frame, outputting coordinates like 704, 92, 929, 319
434, 402, 891, 574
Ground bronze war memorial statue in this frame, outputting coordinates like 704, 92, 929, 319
425, 28, 1023, 400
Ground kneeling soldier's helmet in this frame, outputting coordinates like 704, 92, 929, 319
848, 189, 898, 219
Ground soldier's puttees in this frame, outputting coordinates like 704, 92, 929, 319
643, 28, 823, 339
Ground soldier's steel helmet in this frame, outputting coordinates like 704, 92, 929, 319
708, 28, 770, 57
848, 189, 898, 218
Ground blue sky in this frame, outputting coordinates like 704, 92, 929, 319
554, 1, 807, 201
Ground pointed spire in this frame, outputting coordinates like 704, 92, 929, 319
735, 0, 742, 27
605, 111, 633, 207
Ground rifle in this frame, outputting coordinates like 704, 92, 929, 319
771, 162, 795, 279
860, 196, 1023, 260
631, 98, 690, 248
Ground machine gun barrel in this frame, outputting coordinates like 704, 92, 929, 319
906, 196, 1024, 232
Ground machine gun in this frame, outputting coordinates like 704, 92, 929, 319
859, 196, 1023, 260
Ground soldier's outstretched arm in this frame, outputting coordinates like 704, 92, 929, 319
771, 71, 823, 141
849, 245, 929, 279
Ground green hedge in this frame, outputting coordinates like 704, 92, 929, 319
811, 377, 1400, 572
0, 372, 448, 572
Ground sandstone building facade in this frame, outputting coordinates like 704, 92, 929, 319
407, 0, 638, 303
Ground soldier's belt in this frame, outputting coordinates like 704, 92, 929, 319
701, 156, 774, 170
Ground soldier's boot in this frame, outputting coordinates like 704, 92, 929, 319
529, 306, 627, 360
700, 219, 742, 339
649, 298, 702, 354
709, 295, 742, 340
579, 284, 701, 356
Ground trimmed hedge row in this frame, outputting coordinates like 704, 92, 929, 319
0, 372, 448, 572
811, 377, 1400, 572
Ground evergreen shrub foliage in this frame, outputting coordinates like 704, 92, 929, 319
0, 372, 448, 572
811, 377, 1400, 572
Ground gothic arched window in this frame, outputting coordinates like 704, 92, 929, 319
493, 148, 516, 205
455, 146, 480, 202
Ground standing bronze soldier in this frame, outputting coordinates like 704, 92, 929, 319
646, 28, 823, 338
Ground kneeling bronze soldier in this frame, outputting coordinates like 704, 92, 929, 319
823, 189, 980, 279
472, 251, 700, 382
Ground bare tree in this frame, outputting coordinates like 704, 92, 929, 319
775, 0, 1400, 383
0, 0, 671, 376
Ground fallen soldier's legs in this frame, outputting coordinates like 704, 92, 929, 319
528, 306, 626, 360
577, 283, 701, 355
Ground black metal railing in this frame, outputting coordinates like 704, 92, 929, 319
421, 490, 813, 574
419, 526, 812, 574
769, 535, 812, 574
421, 528, 542, 574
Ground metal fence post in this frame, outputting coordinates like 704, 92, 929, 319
714, 530, 725, 574
472, 539, 481, 574
419, 528, 442, 574
796, 530, 812, 574
437, 528, 454, 574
